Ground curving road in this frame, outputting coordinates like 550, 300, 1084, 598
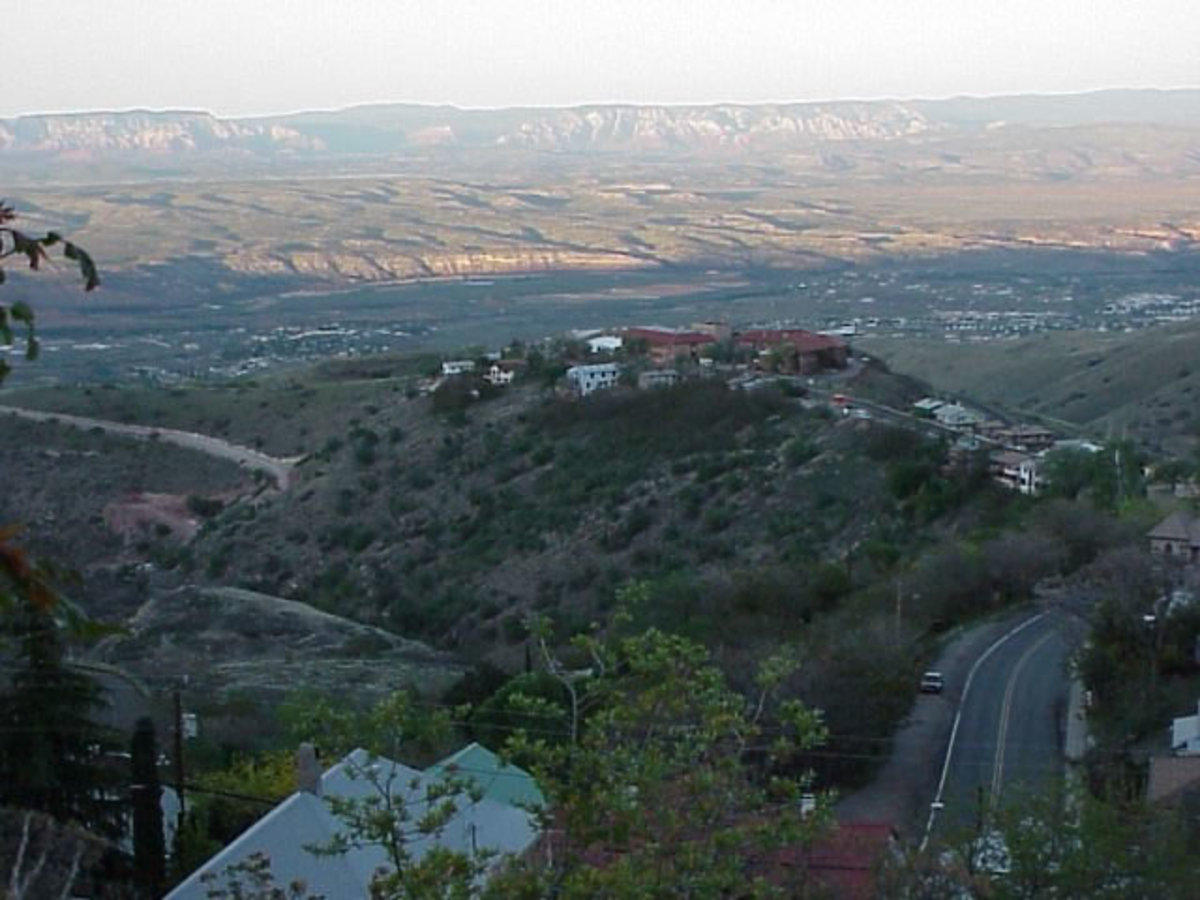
925, 610, 1072, 841
0, 404, 296, 490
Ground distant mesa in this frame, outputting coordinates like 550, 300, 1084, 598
5, 89, 1199, 160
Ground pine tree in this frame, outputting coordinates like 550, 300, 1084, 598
131, 716, 166, 898
0, 596, 123, 841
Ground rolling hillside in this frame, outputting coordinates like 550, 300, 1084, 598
861, 320, 1200, 456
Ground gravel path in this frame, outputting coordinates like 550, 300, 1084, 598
0, 404, 296, 490
833, 605, 1044, 838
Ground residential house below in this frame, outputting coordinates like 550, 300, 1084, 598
1147, 755, 1200, 807
566, 363, 622, 396
441, 360, 477, 377
991, 449, 1042, 495
637, 368, 679, 390
1171, 699, 1200, 755
1148, 511, 1200, 562
766, 822, 897, 900
427, 742, 546, 810
168, 746, 540, 900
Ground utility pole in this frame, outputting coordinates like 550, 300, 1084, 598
173, 680, 187, 832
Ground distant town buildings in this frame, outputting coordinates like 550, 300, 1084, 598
441, 359, 476, 377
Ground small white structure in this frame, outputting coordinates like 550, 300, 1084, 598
587, 335, 624, 354
1052, 439, 1103, 455
441, 360, 476, 377
566, 363, 621, 396
1171, 700, 1200, 755
637, 368, 679, 390
992, 450, 1042, 496
483, 364, 515, 386
913, 397, 945, 414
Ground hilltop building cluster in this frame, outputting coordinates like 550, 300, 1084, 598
433, 321, 851, 399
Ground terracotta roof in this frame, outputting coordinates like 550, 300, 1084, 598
767, 822, 895, 899
735, 329, 846, 352
1147, 755, 1200, 805
624, 327, 716, 347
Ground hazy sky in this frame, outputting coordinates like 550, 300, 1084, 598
6, 0, 1199, 117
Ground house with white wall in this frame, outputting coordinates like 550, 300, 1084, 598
586, 335, 623, 354
1171, 699, 1200, 755
566, 363, 621, 396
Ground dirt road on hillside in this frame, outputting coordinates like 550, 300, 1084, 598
0, 404, 296, 490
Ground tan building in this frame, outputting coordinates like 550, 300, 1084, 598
1148, 511, 1200, 562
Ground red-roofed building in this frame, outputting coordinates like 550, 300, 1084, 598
623, 326, 717, 365
766, 822, 897, 899
735, 329, 848, 374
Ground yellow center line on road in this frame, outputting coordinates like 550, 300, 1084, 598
990, 628, 1058, 802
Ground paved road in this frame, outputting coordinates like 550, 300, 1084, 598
927, 610, 1071, 839
835, 607, 1047, 836
0, 404, 296, 490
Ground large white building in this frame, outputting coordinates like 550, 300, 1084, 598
566, 363, 621, 396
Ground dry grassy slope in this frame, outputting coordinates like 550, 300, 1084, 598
181, 374, 923, 657
1, 359, 435, 457
0, 413, 249, 569
861, 321, 1200, 455
93, 584, 462, 700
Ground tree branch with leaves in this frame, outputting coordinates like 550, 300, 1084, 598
0, 199, 98, 384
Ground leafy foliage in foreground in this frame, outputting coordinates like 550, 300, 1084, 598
0, 200, 98, 384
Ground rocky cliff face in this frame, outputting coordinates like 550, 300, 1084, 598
5, 90, 1199, 163
0, 101, 936, 159
0, 110, 322, 154
493, 103, 937, 150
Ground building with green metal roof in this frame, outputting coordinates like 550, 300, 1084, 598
428, 742, 545, 811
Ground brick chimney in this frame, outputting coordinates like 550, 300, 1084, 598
296, 742, 321, 795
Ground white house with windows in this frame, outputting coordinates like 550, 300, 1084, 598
587, 334, 623, 354
566, 363, 621, 396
